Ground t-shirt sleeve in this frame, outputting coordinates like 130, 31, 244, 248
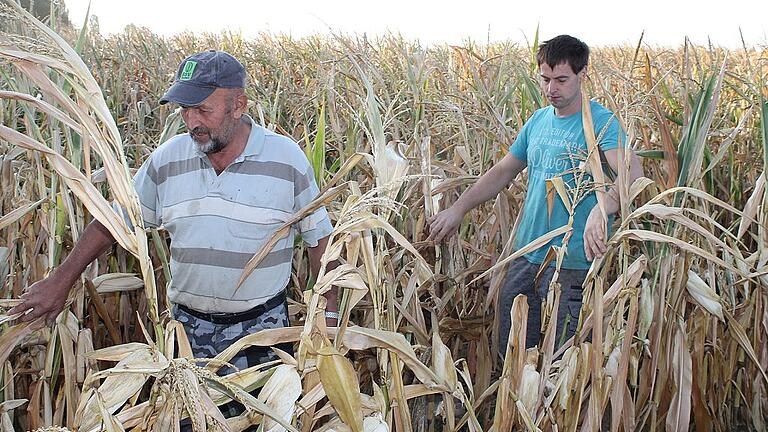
509, 115, 532, 161
293, 165, 333, 247
595, 113, 626, 151
110, 158, 161, 231
131, 157, 162, 229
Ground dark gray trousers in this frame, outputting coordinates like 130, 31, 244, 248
498, 257, 588, 354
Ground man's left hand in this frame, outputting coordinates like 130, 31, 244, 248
583, 206, 608, 261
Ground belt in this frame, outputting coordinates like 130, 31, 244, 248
177, 292, 286, 325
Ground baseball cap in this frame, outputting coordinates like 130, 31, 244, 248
159, 50, 246, 106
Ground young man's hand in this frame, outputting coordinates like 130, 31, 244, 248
426, 206, 466, 243
583, 206, 608, 261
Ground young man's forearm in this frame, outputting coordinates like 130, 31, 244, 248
600, 149, 644, 217
454, 160, 520, 213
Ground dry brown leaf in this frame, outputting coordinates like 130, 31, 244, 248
431, 333, 458, 393
92, 273, 144, 293
76, 347, 158, 431
737, 171, 764, 240
83, 343, 151, 362
258, 364, 302, 432
316, 341, 363, 432
685, 270, 724, 321
0, 198, 45, 231
666, 322, 692, 432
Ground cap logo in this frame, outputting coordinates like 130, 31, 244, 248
180, 60, 198, 81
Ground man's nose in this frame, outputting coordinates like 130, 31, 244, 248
547, 82, 557, 93
181, 108, 201, 128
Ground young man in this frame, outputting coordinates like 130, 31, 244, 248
427, 35, 644, 351
11, 50, 338, 370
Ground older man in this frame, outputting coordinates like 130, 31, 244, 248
11, 50, 337, 370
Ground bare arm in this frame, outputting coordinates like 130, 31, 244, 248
583, 147, 645, 260
9, 219, 116, 325
308, 235, 339, 326
427, 153, 527, 243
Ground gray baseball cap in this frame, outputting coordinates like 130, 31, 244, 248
160, 50, 246, 106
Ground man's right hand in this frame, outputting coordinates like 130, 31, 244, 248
8, 273, 73, 326
426, 206, 466, 243
7, 220, 116, 326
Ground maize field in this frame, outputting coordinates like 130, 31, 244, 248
0, 1, 767, 431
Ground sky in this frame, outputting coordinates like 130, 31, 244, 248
62, 0, 768, 48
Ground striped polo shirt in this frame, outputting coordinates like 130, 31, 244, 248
132, 115, 333, 313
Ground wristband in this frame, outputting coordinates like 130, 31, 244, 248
324, 311, 339, 320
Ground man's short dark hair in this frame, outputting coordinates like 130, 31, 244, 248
536, 35, 590, 74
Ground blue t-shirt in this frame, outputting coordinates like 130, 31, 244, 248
509, 100, 625, 269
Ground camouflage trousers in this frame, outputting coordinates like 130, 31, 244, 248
498, 257, 588, 355
173, 295, 294, 430
172, 296, 293, 374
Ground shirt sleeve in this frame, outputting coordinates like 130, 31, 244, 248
110, 157, 162, 231
594, 113, 627, 151
293, 166, 333, 247
132, 157, 162, 229
509, 114, 532, 161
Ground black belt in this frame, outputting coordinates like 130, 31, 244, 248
177, 292, 286, 325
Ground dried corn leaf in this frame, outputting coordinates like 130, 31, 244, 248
211, 366, 272, 403
685, 270, 724, 321
0, 320, 38, 367
92, 273, 144, 293
647, 186, 745, 217
363, 413, 388, 432
545, 176, 572, 215
431, 333, 458, 393
612, 229, 743, 277
236, 185, 347, 290
95, 391, 126, 432
723, 309, 768, 388
516, 399, 542, 432
203, 377, 299, 432
0, 125, 138, 254
317, 342, 363, 432
0, 399, 27, 432
472, 224, 571, 284
737, 171, 764, 240
76, 347, 157, 431
84, 343, 151, 362
628, 176, 655, 202
518, 364, 539, 415
666, 322, 692, 432
258, 364, 301, 432
337, 326, 441, 388
0, 198, 45, 230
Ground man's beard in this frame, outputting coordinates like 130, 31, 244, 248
192, 131, 225, 154
190, 125, 232, 154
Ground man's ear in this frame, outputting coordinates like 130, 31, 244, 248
234, 92, 248, 117
578, 66, 588, 81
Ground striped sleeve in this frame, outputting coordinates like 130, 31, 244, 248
132, 157, 162, 229
293, 166, 333, 247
